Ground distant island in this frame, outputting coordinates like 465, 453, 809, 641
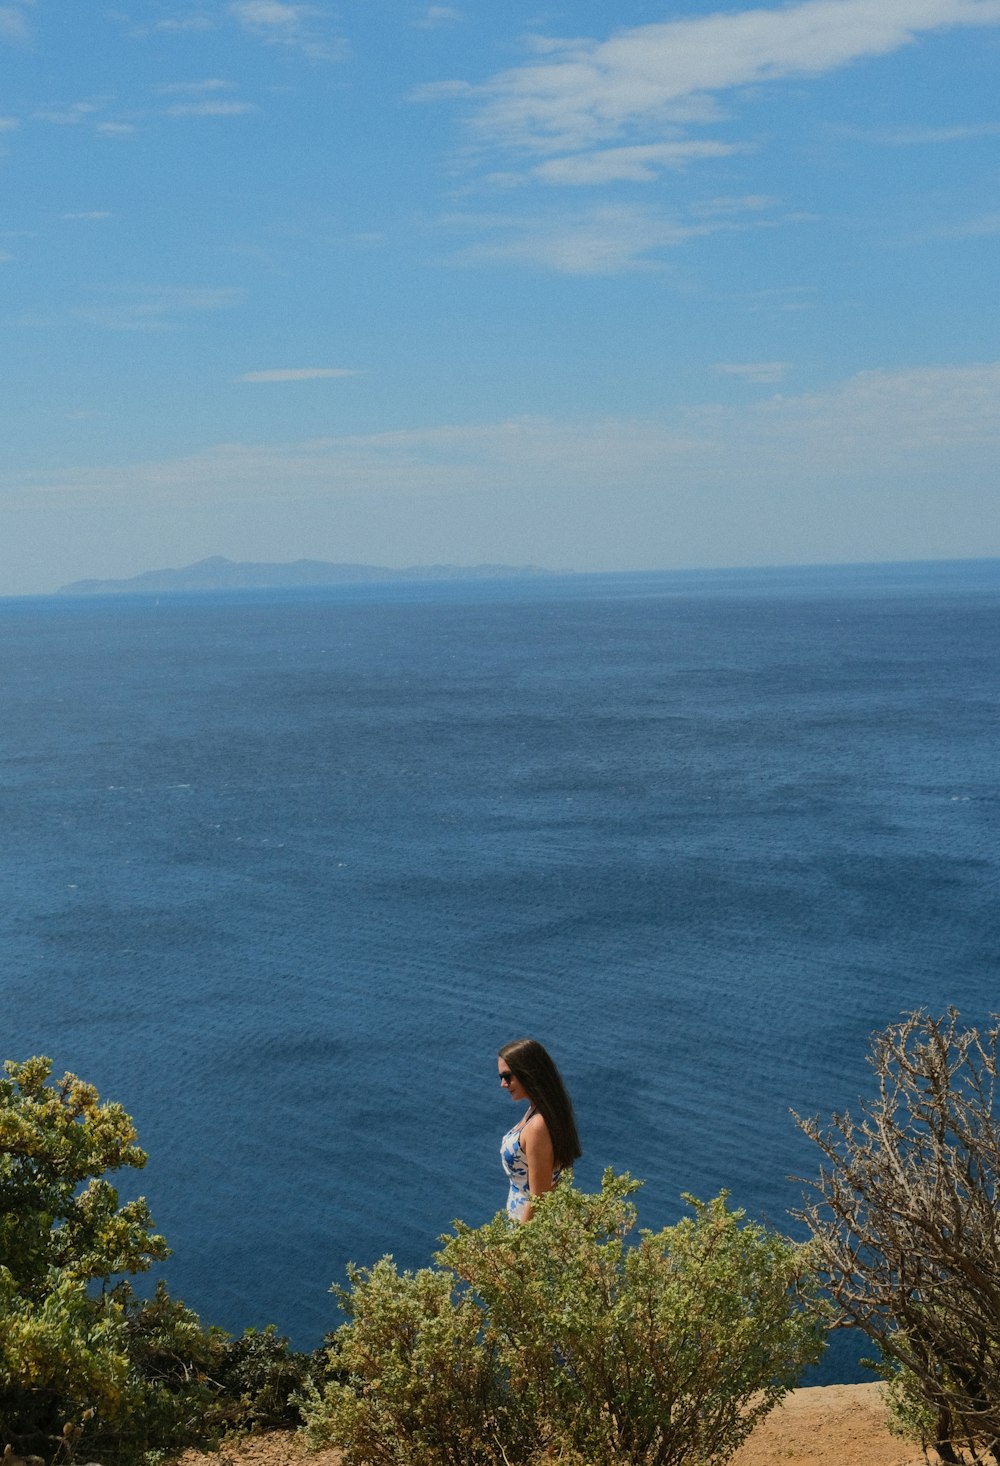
58, 556, 563, 596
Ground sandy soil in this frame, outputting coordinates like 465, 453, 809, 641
176, 1435, 342, 1466
175, 1381, 931, 1466
731, 1383, 926, 1466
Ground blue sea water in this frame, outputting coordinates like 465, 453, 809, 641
2, 560, 999, 1383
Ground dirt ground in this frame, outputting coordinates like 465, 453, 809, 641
731, 1383, 926, 1466
175, 1381, 931, 1466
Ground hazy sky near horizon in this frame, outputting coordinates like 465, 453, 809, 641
3, 0, 1000, 594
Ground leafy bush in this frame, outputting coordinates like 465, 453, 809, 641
796, 1010, 1000, 1466
0, 1057, 223, 1463
0, 1055, 330, 1462
301, 1256, 528, 1466
302, 1169, 825, 1466
211, 1324, 315, 1432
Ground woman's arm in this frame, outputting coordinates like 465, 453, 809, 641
519, 1113, 557, 1222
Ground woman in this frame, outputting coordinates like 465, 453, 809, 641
498, 1037, 581, 1222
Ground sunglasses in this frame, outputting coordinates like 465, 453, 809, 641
499, 1071, 514, 1084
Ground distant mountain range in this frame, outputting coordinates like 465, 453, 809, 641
58, 556, 562, 596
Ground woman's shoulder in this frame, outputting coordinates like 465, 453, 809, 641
520, 1109, 553, 1148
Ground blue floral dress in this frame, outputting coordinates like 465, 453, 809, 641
501, 1110, 562, 1221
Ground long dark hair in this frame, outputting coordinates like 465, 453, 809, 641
499, 1036, 581, 1171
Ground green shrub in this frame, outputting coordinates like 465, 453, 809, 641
302, 1169, 826, 1466
300, 1256, 532, 1466
0, 1057, 221, 1464
874, 1349, 939, 1446
212, 1324, 315, 1432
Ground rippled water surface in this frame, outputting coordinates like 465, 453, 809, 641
3, 562, 998, 1381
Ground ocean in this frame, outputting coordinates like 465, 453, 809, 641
2, 560, 998, 1383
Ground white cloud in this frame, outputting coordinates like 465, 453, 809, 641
414, 6, 464, 27
691, 194, 779, 216
237, 367, 363, 381
0, 4, 31, 44
929, 211, 1000, 237
440, 204, 710, 274
63, 211, 113, 220
71, 285, 243, 331
742, 362, 1000, 456
156, 79, 253, 118
152, 13, 215, 32
532, 140, 746, 184
115, 12, 216, 35
32, 99, 136, 136
18, 363, 1000, 505
714, 361, 792, 383
439, 198, 794, 275
840, 120, 1000, 143
232, 0, 301, 27
113, 8, 215, 35
744, 284, 817, 312
35, 102, 102, 125
411, 79, 476, 101
229, 0, 347, 58
0, 115, 21, 131
435, 0, 1000, 183
167, 100, 257, 117
159, 78, 236, 94
10, 363, 1000, 582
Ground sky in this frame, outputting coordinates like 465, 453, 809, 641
2, 0, 999, 594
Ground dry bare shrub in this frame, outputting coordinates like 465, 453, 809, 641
796, 1009, 1000, 1465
